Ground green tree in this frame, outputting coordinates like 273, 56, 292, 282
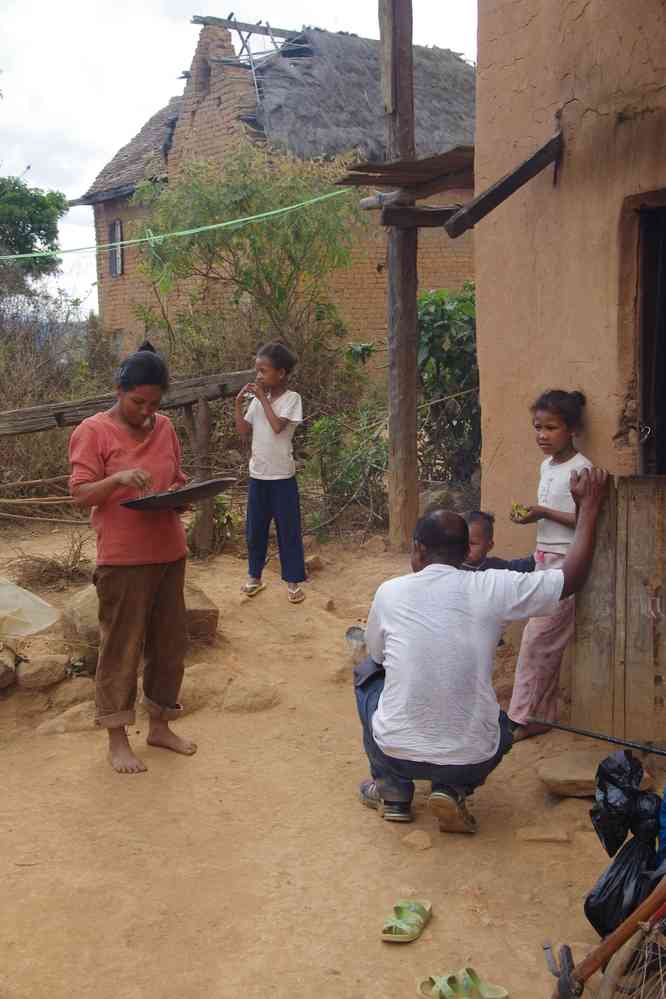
0, 176, 68, 287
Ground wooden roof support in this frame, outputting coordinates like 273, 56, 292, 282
0, 369, 253, 438
380, 0, 419, 551
191, 15, 299, 39
380, 204, 459, 228
445, 131, 563, 238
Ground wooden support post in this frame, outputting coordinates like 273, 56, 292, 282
185, 398, 214, 557
380, 0, 419, 550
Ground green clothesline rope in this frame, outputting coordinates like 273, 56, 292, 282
0, 187, 353, 262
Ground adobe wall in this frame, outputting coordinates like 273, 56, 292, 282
94, 25, 474, 354
476, 0, 666, 555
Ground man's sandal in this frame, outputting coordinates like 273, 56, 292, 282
287, 586, 305, 604
416, 974, 465, 997
241, 581, 266, 597
382, 899, 432, 943
456, 967, 509, 997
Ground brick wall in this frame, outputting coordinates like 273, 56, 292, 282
94, 25, 474, 352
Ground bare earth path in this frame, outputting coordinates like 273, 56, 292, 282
0, 529, 631, 998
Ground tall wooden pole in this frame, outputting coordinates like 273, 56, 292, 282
379, 0, 419, 550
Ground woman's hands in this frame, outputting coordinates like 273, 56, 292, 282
114, 468, 152, 491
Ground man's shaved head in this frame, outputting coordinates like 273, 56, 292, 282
412, 509, 469, 569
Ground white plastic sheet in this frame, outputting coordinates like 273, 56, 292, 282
0, 577, 60, 638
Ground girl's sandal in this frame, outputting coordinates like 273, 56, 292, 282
382, 899, 432, 943
416, 974, 464, 997
287, 586, 305, 604
241, 582, 266, 597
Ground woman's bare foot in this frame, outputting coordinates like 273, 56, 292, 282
107, 727, 147, 774
147, 718, 197, 756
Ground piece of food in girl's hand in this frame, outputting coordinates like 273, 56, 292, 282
511, 502, 530, 521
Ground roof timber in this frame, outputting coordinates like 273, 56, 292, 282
191, 15, 300, 39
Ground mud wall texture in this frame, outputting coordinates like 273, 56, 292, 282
476, 0, 666, 554
94, 25, 474, 355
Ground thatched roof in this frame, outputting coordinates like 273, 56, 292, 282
254, 29, 475, 161
74, 27, 474, 205
72, 97, 183, 205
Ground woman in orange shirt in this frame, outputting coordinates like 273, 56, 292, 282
69, 341, 196, 774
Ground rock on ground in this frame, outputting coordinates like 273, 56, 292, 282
177, 665, 230, 716
37, 700, 96, 735
62, 585, 100, 669
49, 676, 96, 712
0, 646, 17, 689
184, 583, 219, 642
305, 555, 324, 573
538, 748, 656, 798
16, 654, 69, 690
223, 673, 281, 713
401, 829, 432, 851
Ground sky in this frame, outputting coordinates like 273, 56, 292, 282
1, 0, 477, 312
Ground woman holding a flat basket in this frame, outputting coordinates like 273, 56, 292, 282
69, 341, 196, 774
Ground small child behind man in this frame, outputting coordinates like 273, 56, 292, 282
462, 511, 535, 573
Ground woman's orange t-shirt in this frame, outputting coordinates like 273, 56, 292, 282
69, 411, 188, 566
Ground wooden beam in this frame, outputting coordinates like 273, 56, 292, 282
380, 205, 460, 228
445, 132, 563, 238
380, 0, 419, 552
0, 369, 253, 438
191, 15, 299, 39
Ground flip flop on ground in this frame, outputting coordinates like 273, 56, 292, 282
382, 899, 432, 943
456, 966, 509, 997
240, 581, 266, 597
417, 974, 466, 997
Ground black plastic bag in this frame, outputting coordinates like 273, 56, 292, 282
630, 792, 662, 842
590, 750, 644, 857
584, 836, 658, 937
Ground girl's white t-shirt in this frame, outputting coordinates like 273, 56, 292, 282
245, 390, 303, 480
537, 451, 592, 554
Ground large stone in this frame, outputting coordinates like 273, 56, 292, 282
49, 676, 96, 712
177, 665, 230, 716
16, 654, 68, 690
0, 646, 17, 689
62, 585, 100, 668
537, 749, 656, 798
305, 554, 324, 573
37, 700, 96, 735
223, 673, 281, 714
185, 584, 219, 642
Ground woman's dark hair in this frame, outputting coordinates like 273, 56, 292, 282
256, 341, 297, 375
116, 340, 170, 392
531, 389, 586, 431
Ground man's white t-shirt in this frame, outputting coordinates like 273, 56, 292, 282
245, 390, 303, 480
366, 564, 564, 767
537, 452, 592, 553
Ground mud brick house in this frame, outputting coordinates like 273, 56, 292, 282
473, 0, 666, 739
74, 19, 476, 347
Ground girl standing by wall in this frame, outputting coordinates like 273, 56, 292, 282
509, 389, 592, 741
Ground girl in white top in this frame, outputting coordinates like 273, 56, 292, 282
234, 341, 306, 604
508, 389, 592, 740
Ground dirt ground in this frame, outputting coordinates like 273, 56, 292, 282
0, 524, 653, 999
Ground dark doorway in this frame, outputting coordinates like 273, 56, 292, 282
639, 207, 666, 474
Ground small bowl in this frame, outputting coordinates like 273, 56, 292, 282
345, 625, 367, 665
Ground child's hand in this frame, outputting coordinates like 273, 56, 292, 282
510, 503, 541, 525
236, 383, 255, 403
252, 381, 267, 402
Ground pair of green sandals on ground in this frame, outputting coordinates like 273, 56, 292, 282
382, 900, 509, 998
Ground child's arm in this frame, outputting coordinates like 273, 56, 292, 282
511, 505, 576, 528
234, 385, 253, 436
506, 554, 536, 573
252, 383, 291, 435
